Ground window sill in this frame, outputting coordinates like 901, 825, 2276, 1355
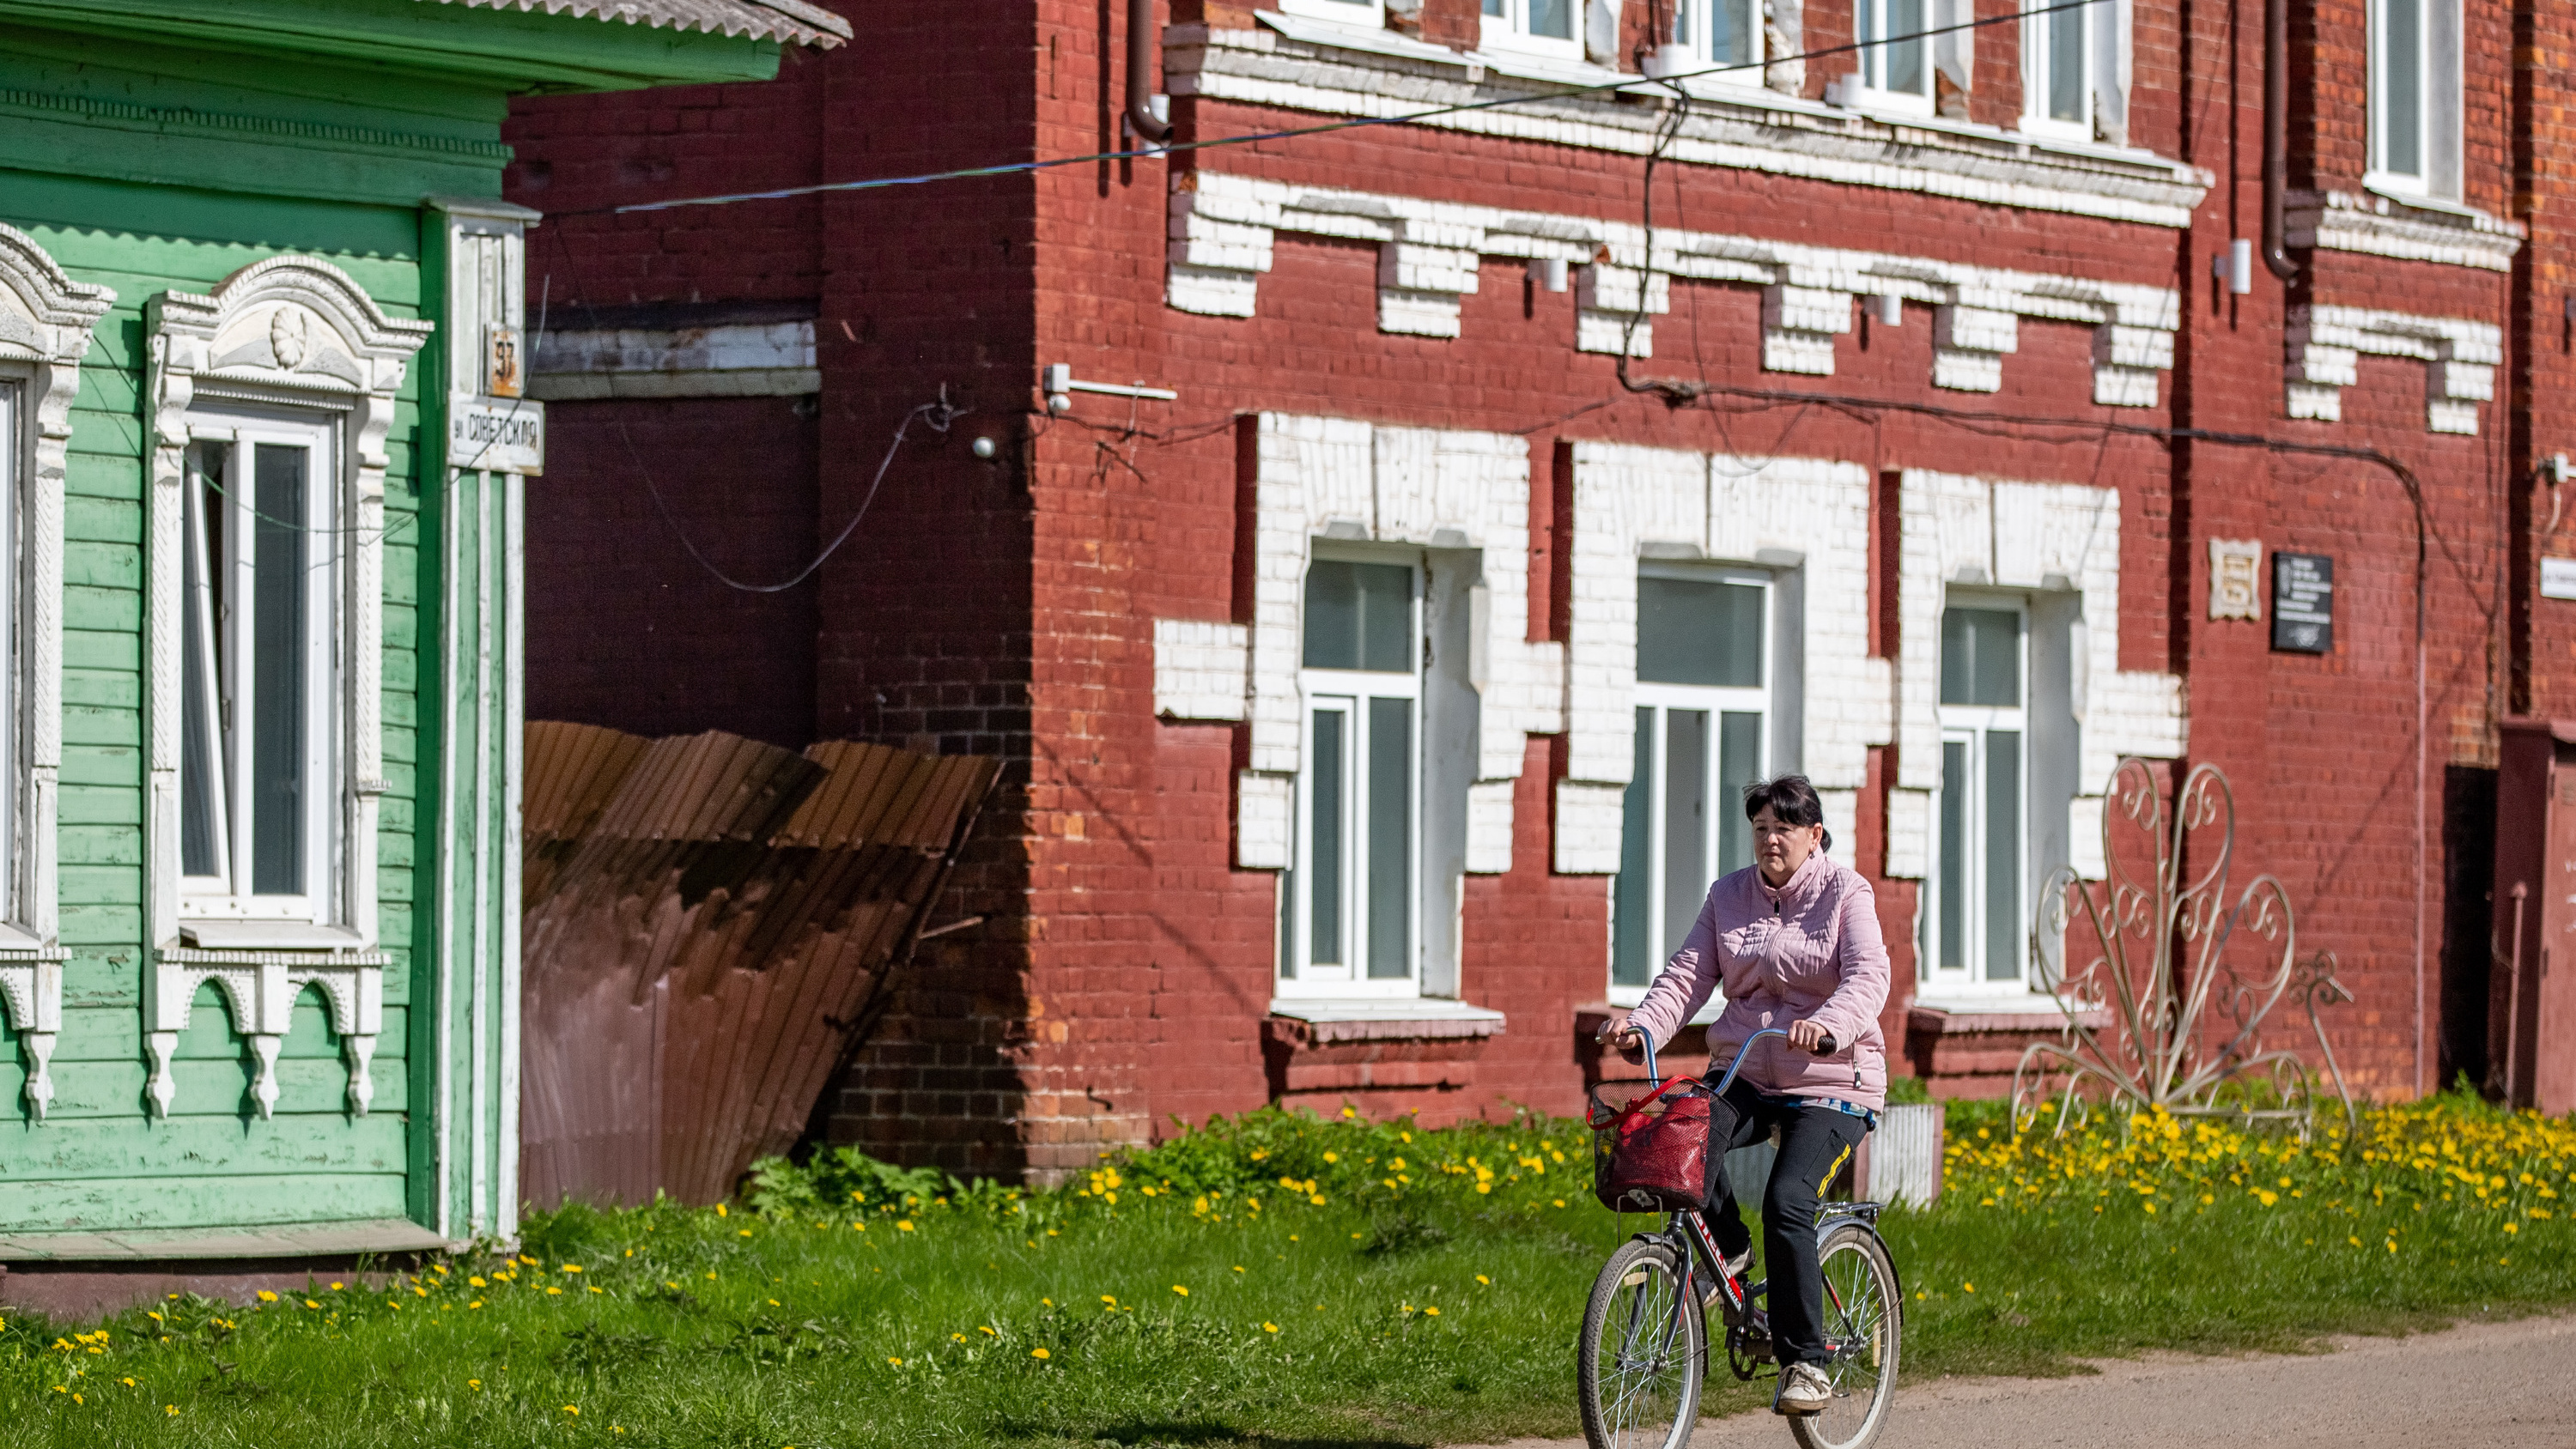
1908, 995, 2105, 1034
1183, 15, 2210, 227
179, 921, 368, 953
1268, 997, 1505, 1043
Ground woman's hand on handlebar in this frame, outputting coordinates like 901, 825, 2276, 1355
1785, 1018, 1836, 1053
1595, 1018, 1645, 1062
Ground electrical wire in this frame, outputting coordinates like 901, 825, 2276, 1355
564, 0, 2111, 217
540, 224, 958, 595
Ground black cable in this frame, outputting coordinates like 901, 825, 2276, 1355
539, 223, 957, 594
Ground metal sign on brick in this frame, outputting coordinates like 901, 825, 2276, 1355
2542, 556, 2576, 601
2271, 552, 2333, 654
447, 392, 545, 475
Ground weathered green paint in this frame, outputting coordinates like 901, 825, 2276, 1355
0, 3, 776, 1256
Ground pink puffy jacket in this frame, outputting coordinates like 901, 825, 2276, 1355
1622, 848, 1892, 1113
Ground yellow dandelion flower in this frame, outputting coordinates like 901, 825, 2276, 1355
1031, 1348, 1051, 1360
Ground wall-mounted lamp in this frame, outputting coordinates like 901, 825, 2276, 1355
1528, 258, 1569, 293
2215, 239, 2254, 295
1872, 293, 1902, 327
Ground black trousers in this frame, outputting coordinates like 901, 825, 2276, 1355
1698, 1079, 1870, 1368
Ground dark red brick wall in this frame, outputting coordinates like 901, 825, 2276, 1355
505, 0, 2560, 1176
524, 397, 822, 749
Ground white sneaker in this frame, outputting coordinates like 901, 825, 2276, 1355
1775, 1361, 1832, 1416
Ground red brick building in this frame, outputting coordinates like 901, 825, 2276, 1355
504, 0, 2576, 1178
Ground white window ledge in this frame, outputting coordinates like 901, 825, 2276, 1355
179, 921, 370, 952
1188, 12, 2208, 227
1908, 995, 2105, 1033
1269, 997, 1506, 1043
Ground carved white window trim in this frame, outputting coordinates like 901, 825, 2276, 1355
0, 223, 111, 1122
143, 256, 429, 1119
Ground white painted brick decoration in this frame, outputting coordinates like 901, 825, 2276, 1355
1170, 172, 2184, 405
1152, 619, 1251, 722
1164, 22, 2211, 227
1157, 415, 1566, 874
2281, 305, 2503, 435
1557, 445, 1891, 875
1887, 470, 2186, 881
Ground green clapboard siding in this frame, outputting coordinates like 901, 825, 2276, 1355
0, 0, 777, 1254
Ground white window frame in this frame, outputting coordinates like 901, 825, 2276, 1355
1279, 0, 1387, 25
178, 413, 342, 930
1671, 0, 1770, 85
140, 258, 429, 1121
1923, 597, 2032, 997
2367, 0, 2459, 199
1480, 0, 1587, 61
1848, 0, 1937, 115
1281, 549, 1423, 1001
2019, 0, 2093, 141
1610, 565, 1772, 1007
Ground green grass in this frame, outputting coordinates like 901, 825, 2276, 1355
1, 1094, 2570, 1448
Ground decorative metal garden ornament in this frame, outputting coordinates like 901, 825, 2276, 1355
2014, 759, 2355, 1137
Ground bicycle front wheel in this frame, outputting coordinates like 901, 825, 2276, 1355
1786, 1222, 1901, 1449
1577, 1235, 1705, 1449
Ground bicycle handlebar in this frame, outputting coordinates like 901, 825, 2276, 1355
1631, 1022, 1837, 1090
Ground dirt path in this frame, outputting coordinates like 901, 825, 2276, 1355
1493, 1312, 2576, 1449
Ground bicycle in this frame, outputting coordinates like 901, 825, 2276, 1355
1577, 1028, 1903, 1449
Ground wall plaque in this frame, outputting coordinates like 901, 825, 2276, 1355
2542, 556, 2576, 601
2271, 552, 2332, 653
2208, 538, 2263, 621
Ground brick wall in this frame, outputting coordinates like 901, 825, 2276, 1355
524, 397, 821, 748
504, 0, 2561, 1176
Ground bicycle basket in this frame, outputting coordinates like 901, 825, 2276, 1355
1588, 1076, 1713, 1212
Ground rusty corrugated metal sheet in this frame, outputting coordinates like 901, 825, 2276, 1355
433, 0, 851, 48
522, 721, 650, 907
519, 729, 996, 1209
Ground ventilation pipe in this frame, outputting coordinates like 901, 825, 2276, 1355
2261, 0, 2298, 281
1127, 0, 1172, 144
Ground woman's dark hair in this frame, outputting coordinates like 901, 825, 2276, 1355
1743, 774, 1832, 854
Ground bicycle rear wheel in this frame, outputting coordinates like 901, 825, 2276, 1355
1577, 1236, 1705, 1449
1786, 1222, 1900, 1449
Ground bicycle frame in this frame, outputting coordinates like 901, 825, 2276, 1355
1623, 1027, 1889, 1344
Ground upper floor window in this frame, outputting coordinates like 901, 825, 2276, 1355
2021, 0, 2090, 138
1852, 0, 1935, 113
180, 415, 341, 931
1482, 0, 1583, 59
1612, 571, 1771, 1003
1285, 556, 1420, 996
1674, 0, 1768, 79
2370, 0, 2461, 198
1926, 603, 2026, 991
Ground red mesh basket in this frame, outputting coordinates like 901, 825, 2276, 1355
1588, 1076, 1713, 1212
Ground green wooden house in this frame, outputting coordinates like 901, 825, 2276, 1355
0, 0, 846, 1263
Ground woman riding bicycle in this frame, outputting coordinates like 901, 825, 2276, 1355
1601, 773, 1889, 1418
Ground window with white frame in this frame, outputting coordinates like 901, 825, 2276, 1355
2020, 0, 2091, 137
1926, 603, 2027, 991
1279, 0, 1386, 25
1481, 0, 1583, 58
179, 413, 342, 932
1610, 571, 1770, 1003
2369, 0, 2460, 197
1284, 556, 1420, 995
1851, 0, 1935, 112
1673, 0, 1768, 79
